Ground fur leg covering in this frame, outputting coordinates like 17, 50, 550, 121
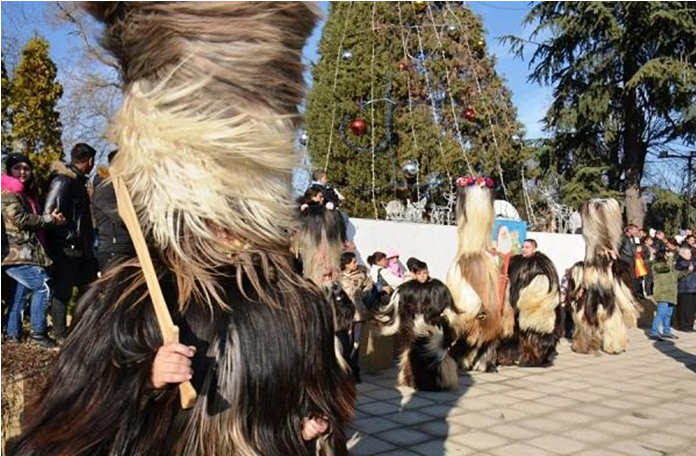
599, 305, 628, 354
397, 316, 458, 391
516, 277, 561, 366
571, 306, 602, 354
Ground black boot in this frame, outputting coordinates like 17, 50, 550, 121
51, 298, 68, 338
31, 333, 58, 349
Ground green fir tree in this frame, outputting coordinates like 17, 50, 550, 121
9, 36, 64, 190
505, 1, 696, 227
305, 1, 524, 220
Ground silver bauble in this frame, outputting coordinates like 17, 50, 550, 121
299, 130, 309, 146
341, 49, 353, 60
402, 160, 419, 178
427, 173, 442, 188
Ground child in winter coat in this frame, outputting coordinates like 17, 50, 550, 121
649, 249, 681, 340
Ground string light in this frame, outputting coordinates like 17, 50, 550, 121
445, 2, 511, 201
370, 0, 378, 219
322, 2, 356, 172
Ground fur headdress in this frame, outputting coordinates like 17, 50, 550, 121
580, 198, 623, 263
84, 2, 320, 307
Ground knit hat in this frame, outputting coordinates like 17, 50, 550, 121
385, 248, 400, 259
4, 153, 32, 172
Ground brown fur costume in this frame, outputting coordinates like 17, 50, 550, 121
445, 182, 514, 372
295, 204, 347, 285
497, 253, 562, 367
571, 199, 641, 354
377, 279, 458, 391
9, 3, 355, 455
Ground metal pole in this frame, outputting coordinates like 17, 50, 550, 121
688, 152, 693, 229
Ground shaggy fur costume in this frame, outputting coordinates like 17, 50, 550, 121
497, 253, 562, 367
295, 204, 347, 285
9, 3, 355, 455
377, 279, 458, 391
571, 199, 642, 354
445, 183, 514, 372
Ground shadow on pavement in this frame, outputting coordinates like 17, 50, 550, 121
650, 338, 696, 374
348, 366, 474, 456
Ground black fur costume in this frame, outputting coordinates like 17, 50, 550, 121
378, 279, 458, 391
9, 2, 355, 455
497, 253, 562, 367
10, 262, 354, 455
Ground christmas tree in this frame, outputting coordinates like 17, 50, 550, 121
305, 1, 524, 221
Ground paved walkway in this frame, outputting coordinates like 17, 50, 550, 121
347, 328, 696, 456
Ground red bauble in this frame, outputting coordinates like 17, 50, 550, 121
464, 107, 476, 122
398, 61, 408, 71
350, 118, 367, 136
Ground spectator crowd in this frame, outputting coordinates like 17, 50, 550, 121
2, 144, 133, 348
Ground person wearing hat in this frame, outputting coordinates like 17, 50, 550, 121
1, 153, 66, 348
384, 248, 405, 281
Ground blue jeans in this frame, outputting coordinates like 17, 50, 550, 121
4, 265, 51, 337
650, 301, 674, 337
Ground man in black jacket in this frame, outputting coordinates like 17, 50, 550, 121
93, 150, 134, 272
619, 224, 638, 266
44, 143, 98, 341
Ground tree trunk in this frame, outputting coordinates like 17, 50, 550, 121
622, 28, 646, 228
625, 184, 644, 227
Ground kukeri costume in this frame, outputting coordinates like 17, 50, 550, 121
377, 278, 458, 391
10, 3, 355, 455
445, 177, 515, 372
570, 199, 641, 354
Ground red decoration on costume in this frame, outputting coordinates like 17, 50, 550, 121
350, 118, 367, 136
456, 175, 495, 188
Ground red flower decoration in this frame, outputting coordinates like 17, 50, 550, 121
456, 175, 495, 188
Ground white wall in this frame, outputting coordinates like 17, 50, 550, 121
348, 218, 586, 280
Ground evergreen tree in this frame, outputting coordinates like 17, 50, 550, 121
645, 186, 695, 235
505, 1, 696, 227
1, 60, 12, 157
9, 36, 64, 190
305, 1, 523, 220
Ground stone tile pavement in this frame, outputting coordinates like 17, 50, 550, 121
347, 328, 696, 456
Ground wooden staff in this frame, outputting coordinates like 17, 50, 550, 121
496, 227, 513, 315
113, 176, 198, 409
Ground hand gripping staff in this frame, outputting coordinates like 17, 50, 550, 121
113, 176, 198, 409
